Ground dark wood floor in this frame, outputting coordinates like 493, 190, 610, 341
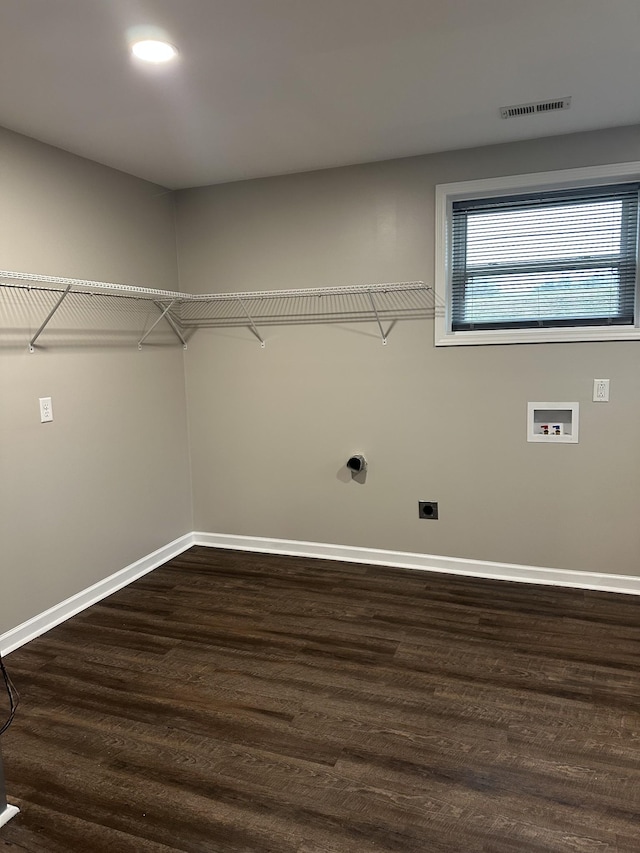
1, 547, 640, 852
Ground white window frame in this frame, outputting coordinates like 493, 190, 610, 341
435, 161, 640, 346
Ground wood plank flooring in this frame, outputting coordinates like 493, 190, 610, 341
1, 546, 640, 851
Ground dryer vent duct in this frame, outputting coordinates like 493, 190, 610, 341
346, 455, 367, 474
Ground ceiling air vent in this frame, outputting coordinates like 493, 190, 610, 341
500, 97, 571, 119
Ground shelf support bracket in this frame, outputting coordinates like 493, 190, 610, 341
138, 300, 177, 350
238, 298, 265, 348
153, 301, 188, 350
29, 284, 72, 352
367, 290, 387, 345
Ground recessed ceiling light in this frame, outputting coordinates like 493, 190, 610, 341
131, 39, 178, 64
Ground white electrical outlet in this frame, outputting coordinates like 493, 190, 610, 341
593, 379, 610, 402
39, 396, 53, 422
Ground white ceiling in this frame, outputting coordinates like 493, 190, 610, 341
1, 0, 639, 189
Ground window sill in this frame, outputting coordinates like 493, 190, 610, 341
435, 325, 640, 347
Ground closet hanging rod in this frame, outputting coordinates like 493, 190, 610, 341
0, 271, 427, 302
190, 281, 427, 301
0, 270, 187, 301
1, 281, 178, 302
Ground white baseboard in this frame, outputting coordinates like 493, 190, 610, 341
2, 530, 638, 658
0, 804, 19, 829
0, 533, 195, 657
193, 531, 640, 596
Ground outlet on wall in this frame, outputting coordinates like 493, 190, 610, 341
39, 397, 53, 423
593, 379, 610, 402
418, 501, 438, 520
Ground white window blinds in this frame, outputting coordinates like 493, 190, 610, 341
451, 183, 639, 331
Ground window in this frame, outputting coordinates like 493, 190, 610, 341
435, 163, 640, 346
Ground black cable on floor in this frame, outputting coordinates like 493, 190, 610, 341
0, 653, 19, 736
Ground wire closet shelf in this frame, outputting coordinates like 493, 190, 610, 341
0, 269, 433, 350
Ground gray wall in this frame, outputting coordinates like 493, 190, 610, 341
0, 128, 192, 635
3, 122, 640, 642
175, 125, 640, 576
